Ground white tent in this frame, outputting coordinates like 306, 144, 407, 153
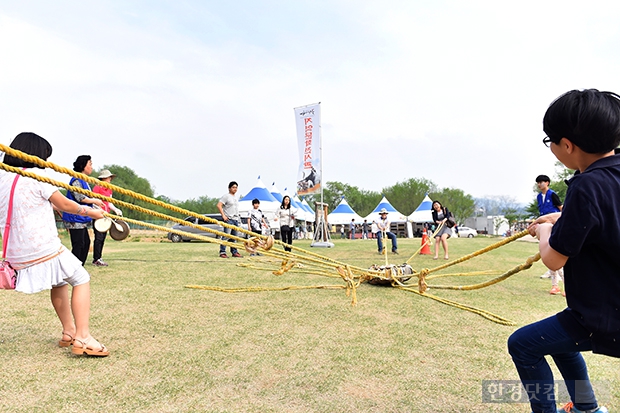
327, 198, 364, 225
238, 177, 280, 223
363, 196, 408, 222
283, 188, 311, 221
408, 195, 434, 223
239, 177, 280, 213
269, 182, 284, 204
293, 195, 315, 222
301, 198, 315, 221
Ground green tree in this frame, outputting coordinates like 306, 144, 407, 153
430, 188, 475, 224
549, 161, 573, 201
381, 178, 437, 215
503, 207, 521, 229
96, 165, 163, 221
175, 196, 219, 216
318, 182, 381, 216
350, 189, 382, 217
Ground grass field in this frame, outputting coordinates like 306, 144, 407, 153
1, 232, 618, 412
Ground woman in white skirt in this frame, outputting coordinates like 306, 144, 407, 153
0, 132, 109, 357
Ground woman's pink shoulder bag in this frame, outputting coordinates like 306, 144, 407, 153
1, 174, 20, 289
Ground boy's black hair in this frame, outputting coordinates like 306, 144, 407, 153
73, 155, 91, 172
536, 175, 551, 183
252, 198, 260, 205
228, 181, 238, 189
543, 89, 620, 154
3, 132, 52, 169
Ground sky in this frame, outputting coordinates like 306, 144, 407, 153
1, 0, 620, 206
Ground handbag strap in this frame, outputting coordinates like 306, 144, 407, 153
2, 174, 21, 259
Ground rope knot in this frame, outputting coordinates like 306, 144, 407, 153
244, 235, 275, 254
418, 268, 429, 293
244, 237, 259, 254
336, 265, 357, 306
272, 259, 296, 276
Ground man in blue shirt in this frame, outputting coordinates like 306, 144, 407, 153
535, 174, 565, 295
536, 174, 563, 215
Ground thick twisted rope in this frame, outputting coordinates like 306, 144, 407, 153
185, 285, 346, 293
427, 253, 540, 291
0, 144, 316, 254
0, 149, 385, 280
1, 145, 543, 323
394, 286, 516, 325
405, 223, 443, 265
423, 229, 530, 276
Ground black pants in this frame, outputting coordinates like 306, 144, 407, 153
280, 225, 293, 252
93, 227, 107, 262
69, 227, 90, 266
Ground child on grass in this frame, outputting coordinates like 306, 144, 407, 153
507, 90, 620, 413
0, 132, 109, 357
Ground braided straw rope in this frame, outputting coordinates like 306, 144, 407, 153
0, 144, 323, 256
0, 145, 541, 323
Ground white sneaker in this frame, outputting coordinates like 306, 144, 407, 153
92, 259, 108, 267
540, 270, 552, 279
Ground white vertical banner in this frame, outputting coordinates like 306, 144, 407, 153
294, 103, 321, 195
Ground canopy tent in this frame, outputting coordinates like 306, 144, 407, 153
269, 182, 284, 203
293, 195, 315, 222
300, 198, 315, 220
327, 198, 364, 225
364, 196, 408, 222
238, 177, 280, 217
408, 195, 434, 223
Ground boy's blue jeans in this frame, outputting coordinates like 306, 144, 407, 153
507, 315, 598, 413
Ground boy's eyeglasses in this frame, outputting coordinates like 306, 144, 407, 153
542, 136, 553, 147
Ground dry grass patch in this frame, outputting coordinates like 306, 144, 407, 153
0, 234, 618, 412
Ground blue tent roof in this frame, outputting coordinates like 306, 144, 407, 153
270, 182, 283, 203
293, 195, 314, 221
414, 195, 432, 212
239, 177, 281, 215
369, 197, 399, 213
300, 198, 314, 214
332, 199, 357, 214
240, 186, 279, 203
327, 198, 364, 224
408, 194, 434, 222
365, 196, 408, 222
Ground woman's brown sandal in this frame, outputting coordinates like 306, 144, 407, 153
58, 332, 74, 348
71, 337, 110, 357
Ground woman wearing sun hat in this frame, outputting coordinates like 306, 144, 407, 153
91, 169, 123, 267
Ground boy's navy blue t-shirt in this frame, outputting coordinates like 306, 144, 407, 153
549, 154, 620, 357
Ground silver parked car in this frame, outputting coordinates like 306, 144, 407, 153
168, 214, 248, 242
457, 226, 478, 238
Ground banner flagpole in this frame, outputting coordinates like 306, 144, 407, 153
313, 102, 333, 247
293, 102, 333, 247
